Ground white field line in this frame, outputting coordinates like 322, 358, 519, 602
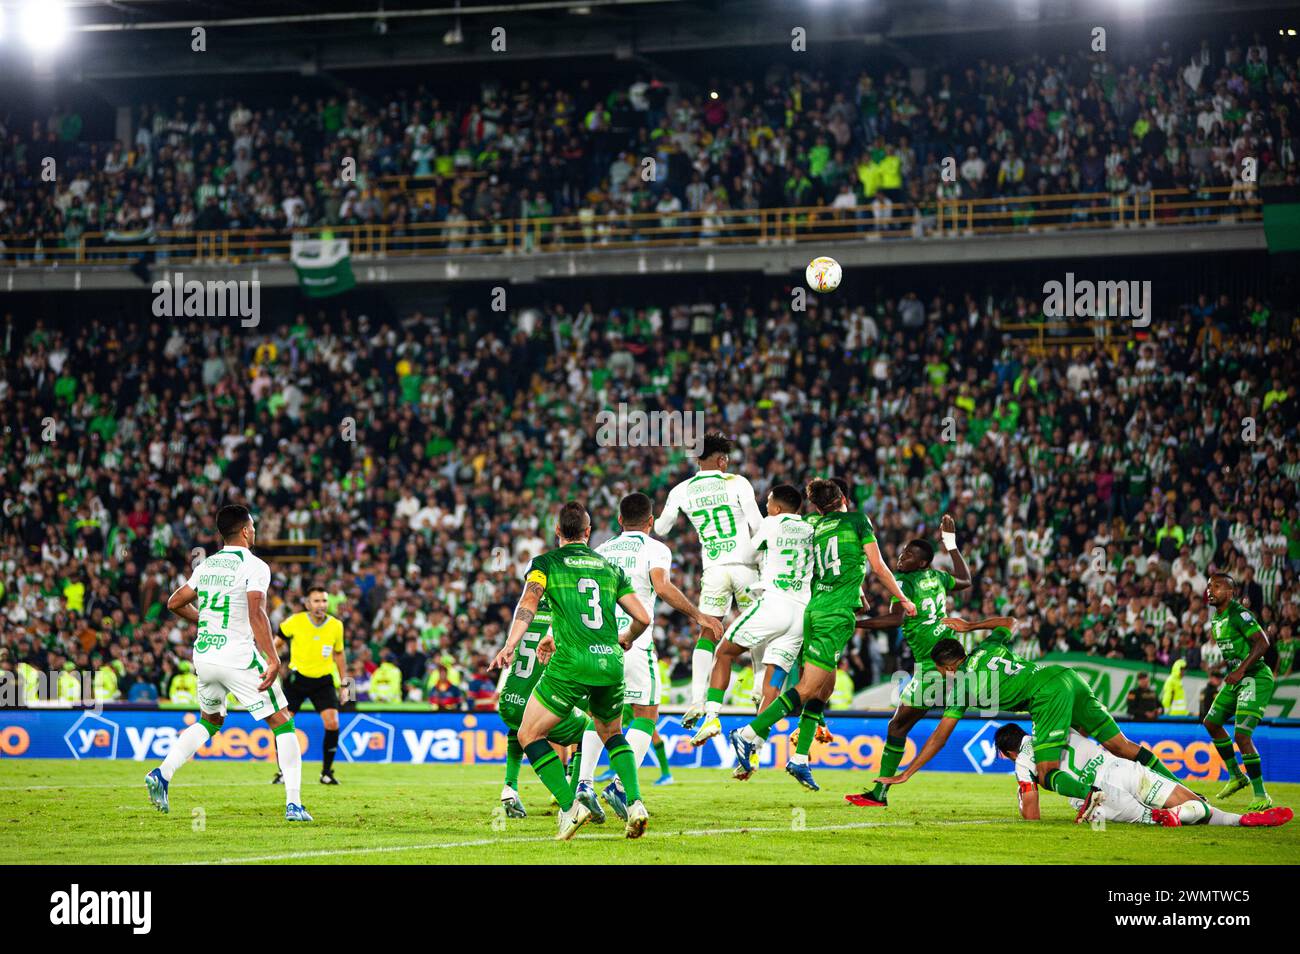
187, 818, 1001, 865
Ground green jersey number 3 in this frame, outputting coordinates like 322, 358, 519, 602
578, 578, 604, 630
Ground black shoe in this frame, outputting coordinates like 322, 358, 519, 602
320, 771, 339, 785
271, 771, 283, 785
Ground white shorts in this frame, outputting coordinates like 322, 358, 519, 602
700, 563, 759, 618
724, 593, 805, 671
1067, 789, 1154, 825
1096, 757, 1177, 810
623, 641, 660, 708
196, 659, 289, 722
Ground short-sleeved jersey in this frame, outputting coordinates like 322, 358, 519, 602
525, 543, 635, 686
498, 597, 553, 713
596, 531, 671, 650
185, 545, 272, 668
654, 470, 763, 569
894, 567, 963, 657
752, 513, 814, 605
280, 612, 344, 678
809, 510, 876, 613
1014, 730, 1108, 789
1210, 600, 1269, 675
961, 627, 1048, 712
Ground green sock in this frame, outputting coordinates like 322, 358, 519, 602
605, 733, 642, 803
749, 687, 800, 740
653, 738, 671, 777
524, 740, 573, 811
621, 704, 635, 724
872, 734, 907, 799
795, 699, 825, 757
504, 730, 523, 789
1213, 737, 1244, 778
1043, 768, 1092, 800
698, 637, 717, 654
1242, 752, 1266, 797
1136, 747, 1180, 784
706, 686, 725, 705
567, 751, 582, 799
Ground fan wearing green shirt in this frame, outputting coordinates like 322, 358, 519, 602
1203, 572, 1277, 811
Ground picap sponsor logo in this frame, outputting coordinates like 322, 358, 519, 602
151, 271, 261, 328
50, 884, 151, 935
1042, 272, 1152, 327
595, 403, 706, 457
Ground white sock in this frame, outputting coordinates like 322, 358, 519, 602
1206, 806, 1242, 826
704, 698, 722, 719
789, 752, 809, 765
627, 727, 653, 769
276, 729, 303, 806
160, 722, 211, 782
1176, 800, 1212, 825
579, 730, 603, 783
739, 725, 759, 743
691, 645, 715, 706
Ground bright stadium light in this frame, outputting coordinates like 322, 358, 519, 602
20, 0, 70, 52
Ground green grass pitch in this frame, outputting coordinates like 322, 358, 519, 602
1, 760, 1295, 865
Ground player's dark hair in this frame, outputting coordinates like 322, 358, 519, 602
994, 723, 1028, 757
700, 432, 733, 460
770, 483, 803, 512
930, 637, 967, 667
619, 492, 654, 526
557, 501, 591, 542
830, 476, 852, 508
806, 478, 843, 514
1209, 572, 1237, 591
908, 538, 935, 565
216, 504, 251, 541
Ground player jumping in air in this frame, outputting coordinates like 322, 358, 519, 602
654, 432, 763, 730
692, 483, 813, 750
1202, 572, 1277, 812
491, 501, 652, 840
581, 493, 723, 820
146, 505, 312, 822
731, 478, 916, 791
847, 513, 971, 808
878, 621, 1183, 811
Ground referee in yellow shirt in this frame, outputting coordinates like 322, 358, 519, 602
272, 585, 349, 785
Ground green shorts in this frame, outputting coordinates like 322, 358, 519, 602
1205, 668, 1275, 732
533, 669, 624, 724
1030, 668, 1121, 763
800, 605, 856, 673
898, 660, 967, 720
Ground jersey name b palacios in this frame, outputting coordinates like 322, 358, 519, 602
809, 509, 876, 613
752, 513, 814, 605
596, 531, 670, 650
525, 543, 634, 686
186, 545, 272, 668
654, 469, 762, 568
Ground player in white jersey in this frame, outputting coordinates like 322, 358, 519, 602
691, 483, 813, 748
573, 493, 723, 822
653, 432, 763, 729
144, 504, 312, 822
995, 724, 1291, 828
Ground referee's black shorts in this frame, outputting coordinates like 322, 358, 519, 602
284, 672, 340, 714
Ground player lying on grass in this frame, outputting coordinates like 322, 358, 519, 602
147, 504, 311, 822
692, 483, 812, 749
876, 620, 1183, 807
845, 513, 971, 808
995, 723, 1293, 829
731, 478, 916, 792
491, 501, 652, 841
1202, 572, 1277, 811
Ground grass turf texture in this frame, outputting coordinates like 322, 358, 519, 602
1, 760, 1296, 865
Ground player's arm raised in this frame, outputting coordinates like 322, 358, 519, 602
166, 583, 201, 625
617, 593, 651, 649
650, 567, 723, 640
941, 513, 972, 591
865, 541, 916, 616
875, 714, 960, 784
652, 487, 681, 537
856, 606, 904, 631
247, 590, 280, 691
493, 580, 544, 671
942, 615, 1016, 635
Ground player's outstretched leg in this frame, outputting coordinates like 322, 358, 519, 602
1205, 718, 1249, 799
147, 714, 221, 815
501, 729, 527, 818
785, 697, 824, 791
684, 629, 721, 730
273, 718, 312, 822
731, 687, 801, 779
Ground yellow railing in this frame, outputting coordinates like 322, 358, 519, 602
999, 321, 1130, 361
0, 187, 1260, 268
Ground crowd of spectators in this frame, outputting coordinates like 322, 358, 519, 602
2, 31, 1296, 258
1, 276, 1297, 711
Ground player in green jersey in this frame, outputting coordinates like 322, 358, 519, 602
1202, 573, 1277, 811
730, 478, 916, 792
879, 622, 1181, 814
491, 501, 652, 840
497, 595, 593, 819
846, 513, 972, 808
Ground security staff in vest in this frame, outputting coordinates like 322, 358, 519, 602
271, 584, 349, 785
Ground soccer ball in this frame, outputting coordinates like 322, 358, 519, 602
805, 256, 842, 293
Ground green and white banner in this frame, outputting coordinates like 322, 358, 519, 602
290, 236, 355, 298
